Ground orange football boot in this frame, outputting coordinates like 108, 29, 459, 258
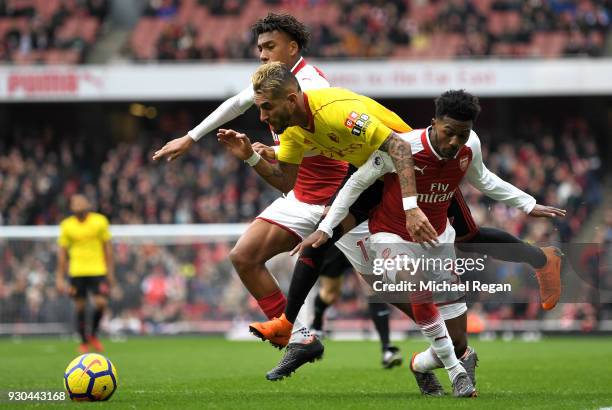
249, 313, 292, 349
78, 342, 89, 354
535, 247, 563, 310
88, 336, 104, 352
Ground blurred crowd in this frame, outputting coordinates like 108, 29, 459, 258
0, 110, 608, 333
0, 0, 108, 64
0, 127, 274, 226
128, 0, 611, 62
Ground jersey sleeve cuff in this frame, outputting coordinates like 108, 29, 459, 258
317, 223, 334, 238
521, 197, 537, 214
187, 130, 201, 141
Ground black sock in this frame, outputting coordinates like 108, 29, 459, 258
92, 308, 104, 337
459, 227, 547, 269
368, 302, 391, 351
77, 309, 87, 343
312, 293, 331, 331
285, 226, 343, 323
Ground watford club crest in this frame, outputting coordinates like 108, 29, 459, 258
459, 155, 469, 171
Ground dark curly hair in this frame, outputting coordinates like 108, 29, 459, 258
252, 13, 310, 51
435, 90, 481, 122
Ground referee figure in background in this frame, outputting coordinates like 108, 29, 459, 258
56, 194, 115, 353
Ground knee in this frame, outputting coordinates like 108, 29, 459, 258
229, 246, 258, 273
74, 299, 86, 312
94, 297, 108, 310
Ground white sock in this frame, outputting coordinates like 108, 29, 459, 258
289, 306, 312, 344
419, 315, 465, 382
412, 347, 443, 372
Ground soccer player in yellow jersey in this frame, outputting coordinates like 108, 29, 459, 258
218, 61, 437, 245
56, 194, 115, 353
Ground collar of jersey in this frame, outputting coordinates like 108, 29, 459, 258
291, 56, 306, 74
423, 126, 443, 160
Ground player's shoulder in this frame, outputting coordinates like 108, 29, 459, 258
307, 88, 363, 111
398, 128, 427, 152
295, 61, 329, 90
465, 129, 481, 151
89, 212, 110, 225
59, 215, 75, 228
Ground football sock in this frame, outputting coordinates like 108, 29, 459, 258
368, 302, 391, 351
412, 302, 465, 382
312, 293, 331, 331
285, 226, 343, 323
92, 307, 104, 337
460, 227, 547, 269
77, 309, 87, 343
257, 289, 287, 320
412, 347, 444, 372
289, 306, 312, 344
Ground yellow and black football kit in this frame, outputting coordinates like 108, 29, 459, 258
58, 212, 111, 297
277, 87, 412, 167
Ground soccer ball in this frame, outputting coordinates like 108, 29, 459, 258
64, 353, 118, 401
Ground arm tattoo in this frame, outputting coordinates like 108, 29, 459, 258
253, 161, 296, 193
380, 133, 417, 198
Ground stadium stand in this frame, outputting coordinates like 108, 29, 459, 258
127, 0, 611, 61
0, 0, 109, 64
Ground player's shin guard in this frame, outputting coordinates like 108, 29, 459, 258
413, 302, 465, 383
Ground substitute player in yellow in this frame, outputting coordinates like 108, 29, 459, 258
56, 194, 115, 353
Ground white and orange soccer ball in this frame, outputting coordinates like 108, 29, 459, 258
64, 353, 118, 401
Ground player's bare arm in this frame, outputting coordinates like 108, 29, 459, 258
218, 128, 298, 193
153, 135, 194, 162
379, 132, 439, 246
55, 247, 68, 294
104, 241, 116, 289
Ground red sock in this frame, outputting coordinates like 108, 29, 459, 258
412, 302, 441, 327
257, 289, 287, 319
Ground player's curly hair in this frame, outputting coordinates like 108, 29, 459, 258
252, 61, 300, 99
252, 13, 310, 51
435, 90, 481, 122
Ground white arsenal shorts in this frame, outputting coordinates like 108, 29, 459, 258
255, 191, 325, 240
337, 220, 466, 319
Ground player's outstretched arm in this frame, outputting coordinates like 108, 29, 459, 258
379, 132, 439, 247
217, 128, 298, 193
153, 87, 254, 162
153, 135, 194, 162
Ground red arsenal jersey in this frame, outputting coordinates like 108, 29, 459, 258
369, 129, 472, 241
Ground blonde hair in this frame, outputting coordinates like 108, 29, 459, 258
252, 62, 300, 99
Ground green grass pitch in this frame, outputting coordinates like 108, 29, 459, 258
1, 336, 611, 409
